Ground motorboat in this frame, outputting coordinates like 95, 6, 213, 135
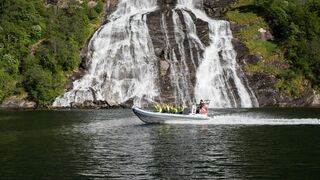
132, 106, 211, 124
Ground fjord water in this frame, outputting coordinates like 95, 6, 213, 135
1, 109, 320, 179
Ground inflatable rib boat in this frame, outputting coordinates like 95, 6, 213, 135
132, 107, 210, 124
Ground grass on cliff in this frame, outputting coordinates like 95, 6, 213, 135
240, 32, 287, 79
226, 0, 308, 97
0, 0, 105, 105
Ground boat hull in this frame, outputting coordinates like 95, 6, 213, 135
132, 107, 210, 124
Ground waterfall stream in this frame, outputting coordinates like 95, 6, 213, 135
176, 0, 258, 107
53, 0, 258, 108
53, 0, 160, 107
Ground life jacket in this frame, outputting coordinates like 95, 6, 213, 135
200, 105, 208, 116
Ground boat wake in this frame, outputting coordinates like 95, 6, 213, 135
165, 115, 320, 125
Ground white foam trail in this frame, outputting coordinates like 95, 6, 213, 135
165, 116, 320, 125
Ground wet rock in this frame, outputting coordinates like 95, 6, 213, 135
258, 28, 274, 41
311, 91, 320, 107
246, 73, 279, 106
229, 21, 243, 32
147, 3, 211, 104
158, 0, 177, 10
154, 48, 164, 57
70, 102, 83, 108
232, 39, 248, 64
103, 0, 119, 19
246, 54, 263, 64
88, 1, 97, 8
246, 73, 314, 107
160, 60, 170, 76
83, 100, 95, 107
0, 95, 36, 109
203, 0, 236, 18
119, 98, 134, 108
70, 100, 111, 109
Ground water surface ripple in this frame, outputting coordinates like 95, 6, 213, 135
0, 108, 320, 179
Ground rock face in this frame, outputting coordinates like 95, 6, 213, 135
311, 91, 320, 107
230, 25, 315, 107
54, 0, 316, 108
258, 28, 274, 41
203, 0, 235, 18
54, 0, 259, 108
245, 73, 314, 107
146, 0, 257, 108
147, 0, 210, 104
0, 95, 36, 109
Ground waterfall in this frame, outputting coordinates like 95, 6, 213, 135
176, 0, 258, 108
161, 10, 194, 106
159, 2, 206, 107
53, 0, 258, 108
53, 0, 159, 107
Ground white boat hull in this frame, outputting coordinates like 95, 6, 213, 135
132, 107, 210, 124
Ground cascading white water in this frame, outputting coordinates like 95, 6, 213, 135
176, 0, 258, 108
53, 0, 159, 107
159, 3, 206, 106
54, 0, 258, 108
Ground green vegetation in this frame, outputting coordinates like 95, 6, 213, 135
244, 40, 285, 75
0, 0, 104, 105
254, 0, 320, 90
226, 10, 267, 41
226, 0, 320, 96
245, 40, 278, 60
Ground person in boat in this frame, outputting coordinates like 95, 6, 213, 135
177, 104, 184, 114
194, 99, 209, 116
199, 99, 204, 109
196, 99, 204, 113
199, 100, 209, 116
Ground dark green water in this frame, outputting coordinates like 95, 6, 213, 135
1, 108, 320, 179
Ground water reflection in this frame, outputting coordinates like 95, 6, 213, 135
67, 113, 153, 178
0, 109, 320, 179
149, 125, 242, 178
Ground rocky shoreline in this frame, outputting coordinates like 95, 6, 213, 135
1, 91, 319, 109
